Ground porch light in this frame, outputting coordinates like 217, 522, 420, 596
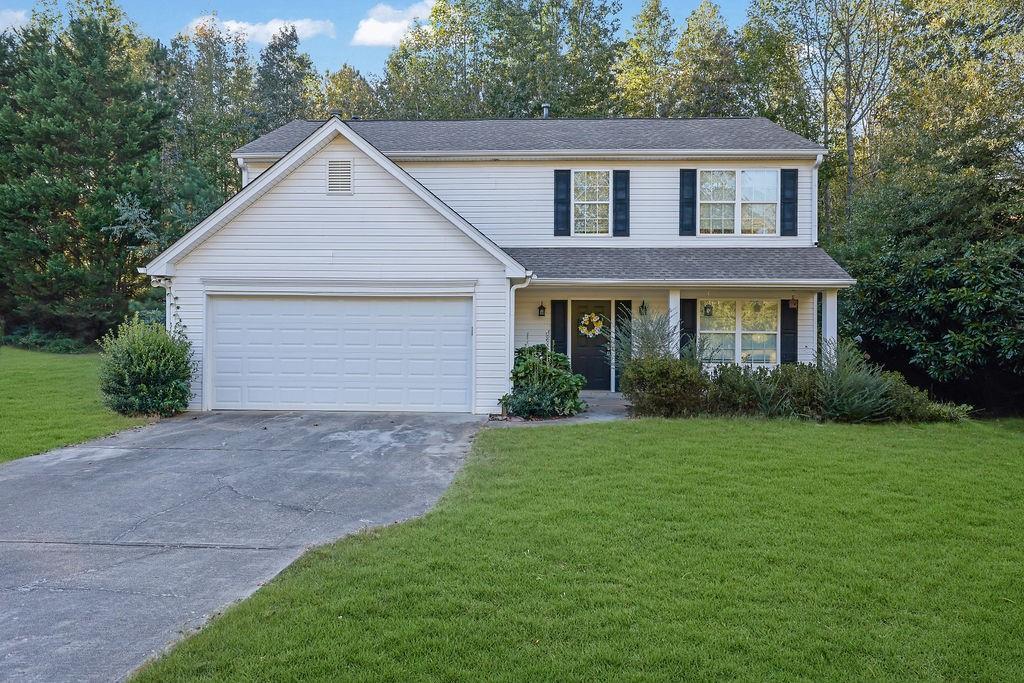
639, 300, 649, 316
789, 296, 799, 309
703, 303, 714, 317
538, 303, 546, 317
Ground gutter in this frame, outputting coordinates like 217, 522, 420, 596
526, 277, 856, 288
812, 154, 824, 244
232, 148, 828, 164
508, 273, 534, 384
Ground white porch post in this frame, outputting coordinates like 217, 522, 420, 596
668, 289, 681, 358
822, 289, 839, 350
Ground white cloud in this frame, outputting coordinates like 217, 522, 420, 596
351, 0, 434, 47
186, 15, 336, 45
0, 8, 28, 31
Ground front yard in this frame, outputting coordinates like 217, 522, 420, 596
0, 347, 146, 463
138, 418, 1024, 680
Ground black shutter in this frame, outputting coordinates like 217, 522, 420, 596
781, 169, 798, 236
551, 300, 568, 355
679, 169, 697, 236
554, 170, 571, 236
612, 170, 630, 237
781, 299, 798, 363
613, 300, 632, 391
680, 298, 697, 356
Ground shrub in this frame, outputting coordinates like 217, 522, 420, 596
2, 326, 87, 353
882, 371, 971, 423
99, 316, 194, 417
773, 363, 823, 418
621, 356, 710, 417
499, 344, 586, 418
817, 340, 896, 423
706, 364, 761, 415
608, 310, 678, 364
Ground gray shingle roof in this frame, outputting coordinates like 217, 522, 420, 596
504, 247, 853, 283
233, 118, 825, 156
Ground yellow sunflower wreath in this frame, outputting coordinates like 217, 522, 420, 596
577, 312, 604, 338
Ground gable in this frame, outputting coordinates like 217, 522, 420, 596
145, 119, 525, 277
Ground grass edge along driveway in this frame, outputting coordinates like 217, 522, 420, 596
0, 347, 146, 464
137, 418, 1024, 681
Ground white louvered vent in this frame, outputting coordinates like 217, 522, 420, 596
327, 159, 353, 194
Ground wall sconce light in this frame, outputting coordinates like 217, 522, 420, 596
638, 300, 649, 316
703, 303, 714, 317
789, 296, 799, 309
537, 302, 546, 317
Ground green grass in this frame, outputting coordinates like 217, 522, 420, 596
137, 419, 1024, 681
0, 347, 146, 463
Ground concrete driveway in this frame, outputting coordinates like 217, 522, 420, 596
0, 411, 484, 682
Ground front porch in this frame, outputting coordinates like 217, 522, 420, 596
513, 285, 840, 390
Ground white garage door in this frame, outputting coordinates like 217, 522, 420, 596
209, 296, 472, 412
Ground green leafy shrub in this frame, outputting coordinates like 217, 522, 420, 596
818, 340, 895, 423
706, 364, 761, 415
2, 326, 87, 353
621, 356, 710, 417
773, 363, 823, 418
499, 344, 586, 418
882, 371, 971, 423
99, 317, 194, 417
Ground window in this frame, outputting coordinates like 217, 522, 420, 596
698, 299, 779, 364
572, 170, 611, 235
698, 170, 780, 236
327, 159, 353, 194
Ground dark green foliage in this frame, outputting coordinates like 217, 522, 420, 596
620, 356, 710, 417
817, 341, 896, 423
98, 316, 194, 416
499, 344, 586, 418
2, 327, 88, 354
254, 26, 317, 132
0, 9, 169, 342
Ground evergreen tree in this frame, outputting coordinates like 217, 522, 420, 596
614, 0, 676, 117
0, 6, 168, 340
254, 25, 318, 131
671, 0, 744, 117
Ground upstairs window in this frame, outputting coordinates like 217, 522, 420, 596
699, 170, 779, 236
572, 170, 611, 235
327, 159, 353, 194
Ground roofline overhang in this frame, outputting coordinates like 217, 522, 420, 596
527, 278, 856, 288
233, 148, 828, 163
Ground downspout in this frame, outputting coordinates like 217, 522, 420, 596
507, 273, 534, 387
812, 154, 823, 245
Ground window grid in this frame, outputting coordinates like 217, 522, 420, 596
697, 299, 780, 365
698, 169, 781, 236
571, 170, 611, 236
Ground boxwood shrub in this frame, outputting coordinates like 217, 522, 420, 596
99, 317, 194, 417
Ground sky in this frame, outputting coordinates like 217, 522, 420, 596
0, 1, 752, 76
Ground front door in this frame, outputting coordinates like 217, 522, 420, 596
571, 300, 611, 390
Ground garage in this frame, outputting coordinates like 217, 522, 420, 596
208, 296, 473, 412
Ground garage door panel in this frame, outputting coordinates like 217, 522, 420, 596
210, 296, 472, 412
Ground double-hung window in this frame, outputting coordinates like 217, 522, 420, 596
698, 170, 780, 236
572, 170, 611, 236
698, 299, 779, 365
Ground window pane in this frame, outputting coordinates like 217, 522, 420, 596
741, 170, 778, 202
699, 203, 735, 234
700, 299, 735, 331
700, 170, 736, 201
573, 202, 609, 234
741, 203, 777, 234
573, 171, 609, 202
741, 334, 777, 364
741, 300, 778, 331
700, 333, 735, 362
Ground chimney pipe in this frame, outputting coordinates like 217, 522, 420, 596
541, 102, 550, 119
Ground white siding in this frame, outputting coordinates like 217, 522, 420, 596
242, 161, 273, 186
171, 138, 511, 414
404, 159, 817, 248
515, 288, 818, 363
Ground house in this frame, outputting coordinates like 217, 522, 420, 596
143, 116, 854, 414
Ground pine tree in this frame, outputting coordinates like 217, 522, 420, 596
0, 7, 168, 340
671, 0, 744, 117
254, 26, 318, 131
614, 0, 676, 116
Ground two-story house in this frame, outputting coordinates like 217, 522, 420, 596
143, 116, 854, 414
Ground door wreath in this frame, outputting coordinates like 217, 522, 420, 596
577, 312, 604, 338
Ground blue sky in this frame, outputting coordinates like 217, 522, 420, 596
0, 1, 752, 76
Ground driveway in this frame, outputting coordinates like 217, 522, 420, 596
0, 411, 484, 682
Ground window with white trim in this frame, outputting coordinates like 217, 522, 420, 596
698, 299, 779, 364
572, 170, 611, 235
698, 170, 780, 236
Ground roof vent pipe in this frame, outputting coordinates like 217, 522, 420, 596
329, 109, 342, 119
541, 103, 550, 119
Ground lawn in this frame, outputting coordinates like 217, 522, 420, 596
0, 347, 146, 463
137, 418, 1024, 681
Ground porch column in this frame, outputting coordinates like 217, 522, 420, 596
668, 289, 681, 358
822, 289, 839, 350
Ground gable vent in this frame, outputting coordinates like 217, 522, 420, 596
327, 159, 353, 194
